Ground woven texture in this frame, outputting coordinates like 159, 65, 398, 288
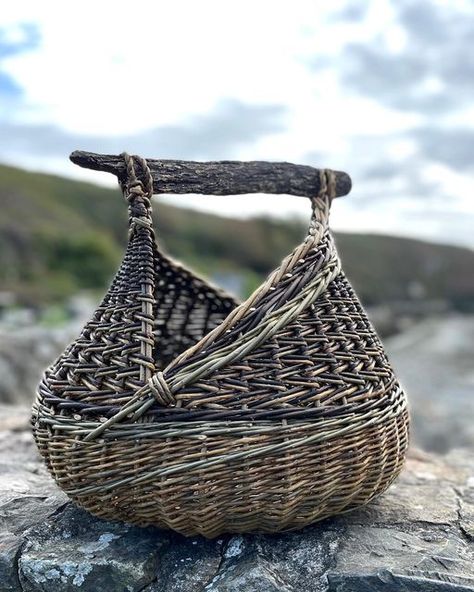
32, 154, 409, 538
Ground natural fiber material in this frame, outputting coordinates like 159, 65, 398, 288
32, 153, 409, 538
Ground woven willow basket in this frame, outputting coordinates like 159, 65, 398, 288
32, 153, 409, 538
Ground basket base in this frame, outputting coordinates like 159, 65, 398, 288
34, 410, 409, 538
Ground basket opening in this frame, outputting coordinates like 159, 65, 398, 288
145, 181, 337, 373
144, 186, 333, 379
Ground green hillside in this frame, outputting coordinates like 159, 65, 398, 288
1, 162, 473, 310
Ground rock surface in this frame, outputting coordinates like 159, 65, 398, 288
387, 315, 474, 452
0, 325, 79, 405
0, 406, 473, 591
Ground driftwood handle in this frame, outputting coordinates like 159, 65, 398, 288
70, 151, 352, 198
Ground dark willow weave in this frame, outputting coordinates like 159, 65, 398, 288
32, 154, 409, 538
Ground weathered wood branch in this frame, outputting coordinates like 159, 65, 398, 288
70, 150, 352, 198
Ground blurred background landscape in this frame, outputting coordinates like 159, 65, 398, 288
1, 0, 473, 454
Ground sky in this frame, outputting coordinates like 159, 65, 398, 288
1, 0, 474, 249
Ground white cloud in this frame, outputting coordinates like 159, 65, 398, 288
1, 0, 474, 250
2, 1, 322, 133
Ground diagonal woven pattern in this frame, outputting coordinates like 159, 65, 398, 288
32, 153, 409, 538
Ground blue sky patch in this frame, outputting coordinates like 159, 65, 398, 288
0, 22, 41, 101
0, 72, 22, 97
0, 22, 40, 59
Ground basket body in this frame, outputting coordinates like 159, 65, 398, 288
32, 156, 409, 538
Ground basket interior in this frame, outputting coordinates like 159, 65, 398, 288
149, 244, 239, 370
